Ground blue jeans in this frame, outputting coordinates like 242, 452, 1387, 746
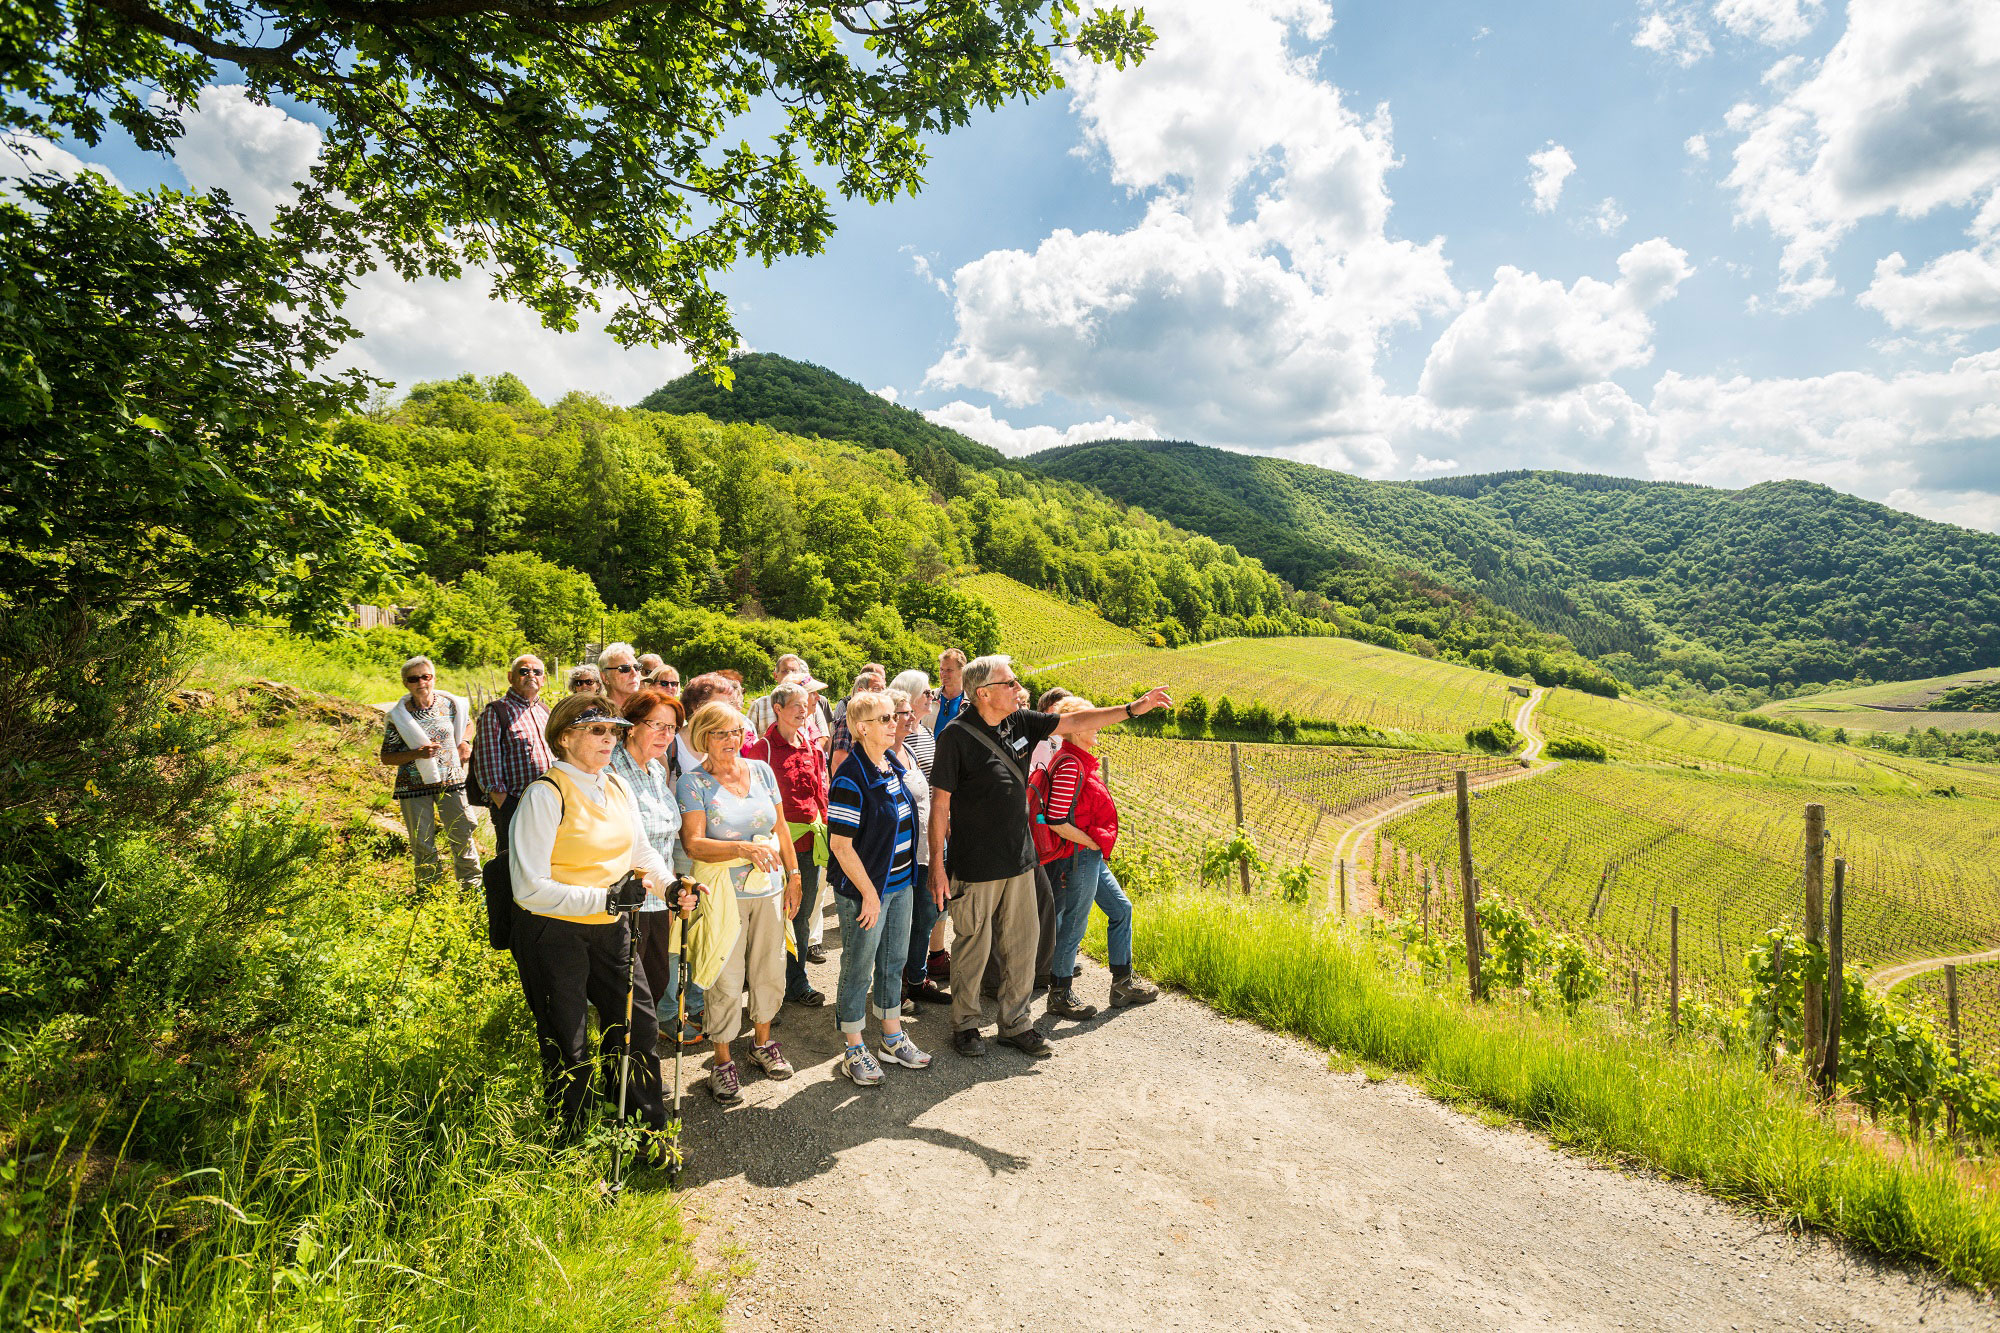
833, 888, 914, 1037
903, 865, 938, 987
787, 861, 823, 999
1049, 848, 1133, 980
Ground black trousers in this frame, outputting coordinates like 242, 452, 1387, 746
984, 860, 1058, 996
511, 910, 664, 1132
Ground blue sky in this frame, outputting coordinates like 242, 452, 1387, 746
9, 0, 2000, 528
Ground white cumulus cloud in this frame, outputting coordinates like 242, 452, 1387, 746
1860, 245, 2000, 330
1528, 142, 1576, 214
1418, 239, 1693, 410
1685, 134, 1710, 160
159, 84, 321, 226
1712, 0, 1824, 48
0, 131, 125, 190
1724, 0, 2000, 306
925, 0, 1457, 448
1589, 198, 1630, 235
1634, 6, 1714, 66
923, 402, 1159, 457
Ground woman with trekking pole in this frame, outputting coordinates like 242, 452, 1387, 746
509, 692, 693, 1151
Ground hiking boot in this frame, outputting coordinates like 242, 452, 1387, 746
840, 1043, 884, 1085
900, 998, 919, 1019
928, 949, 951, 982
806, 943, 828, 965
879, 1031, 933, 1069
747, 1040, 794, 1080
952, 1027, 987, 1058
1046, 983, 1099, 1021
788, 988, 827, 1008
997, 1028, 1054, 1058
1110, 975, 1159, 1008
709, 1060, 742, 1105
908, 979, 951, 1005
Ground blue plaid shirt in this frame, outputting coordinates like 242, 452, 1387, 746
610, 745, 681, 911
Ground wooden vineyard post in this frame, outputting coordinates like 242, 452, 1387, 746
1946, 963, 1963, 1137
1669, 906, 1681, 1038
1802, 803, 1826, 1067
1337, 861, 1348, 917
1630, 968, 1640, 1017
1100, 758, 1111, 793
1456, 770, 1481, 1000
1421, 873, 1431, 940
1818, 858, 1845, 1099
1229, 743, 1249, 898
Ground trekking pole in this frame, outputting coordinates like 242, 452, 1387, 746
606, 901, 642, 1201
670, 895, 693, 1185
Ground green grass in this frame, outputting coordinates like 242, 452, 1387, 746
1109, 891, 2000, 1290
1542, 687, 1897, 786
1758, 667, 2000, 721
958, 572, 1148, 671
1379, 761, 2000, 997
187, 615, 509, 704
1050, 637, 1523, 748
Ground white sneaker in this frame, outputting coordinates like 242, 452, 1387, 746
878, 1031, 933, 1069
840, 1043, 884, 1085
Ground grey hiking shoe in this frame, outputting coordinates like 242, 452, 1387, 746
997, 1028, 1053, 1058
1046, 983, 1099, 1021
840, 1043, 884, 1085
1110, 975, 1159, 1008
709, 1060, 742, 1105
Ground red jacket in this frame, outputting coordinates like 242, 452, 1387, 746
762, 722, 828, 857
1039, 740, 1118, 861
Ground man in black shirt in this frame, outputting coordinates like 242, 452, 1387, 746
929, 655, 1171, 1057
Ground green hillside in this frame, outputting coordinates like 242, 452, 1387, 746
1757, 667, 2000, 735
1028, 441, 2000, 691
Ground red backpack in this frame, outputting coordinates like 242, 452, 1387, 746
1029, 752, 1083, 865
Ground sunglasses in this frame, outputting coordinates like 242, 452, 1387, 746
514, 666, 545, 676
894, 710, 914, 720
404, 673, 434, 683
604, 663, 639, 675
573, 723, 622, 739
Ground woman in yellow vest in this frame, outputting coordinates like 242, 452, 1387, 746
510, 692, 691, 1142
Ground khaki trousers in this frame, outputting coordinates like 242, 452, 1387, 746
400, 787, 482, 891
947, 870, 1039, 1038
703, 892, 788, 1046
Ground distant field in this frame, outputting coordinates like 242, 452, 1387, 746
960, 572, 1148, 670
1046, 638, 1522, 749
1540, 688, 1896, 786
1380, 762, 2000, 996
1895, 961, 2000, 1072
1099, 734, 1516, 905
1758, 667, 2000, 735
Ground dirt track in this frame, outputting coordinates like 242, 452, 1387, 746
670, 949, 1992, 1332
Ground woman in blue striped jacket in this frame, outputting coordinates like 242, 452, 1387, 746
826, 690, 932, 1085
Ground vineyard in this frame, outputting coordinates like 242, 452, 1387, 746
1540, 687, 1895, 785
1758, 667, 2000, 735
1046, 638, 1523, 749
1376, 762, 2000, 998
1895, 961, 2000, 1071
958, 572, 1148, 670
1096, 734, 1519, 907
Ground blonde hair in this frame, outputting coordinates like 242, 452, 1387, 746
1050, 695, 1094, 718
686, 701, 749, 756
844, 689, 894, 729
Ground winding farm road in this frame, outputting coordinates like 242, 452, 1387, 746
1871, 947, 2000, 992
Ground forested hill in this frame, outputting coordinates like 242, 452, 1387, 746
640, 352, 1007, 493
1030, 440, 2000, 690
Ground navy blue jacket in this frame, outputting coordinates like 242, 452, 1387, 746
825, 748, 916, 901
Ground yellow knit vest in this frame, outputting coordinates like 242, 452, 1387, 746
539, 767, 634, 925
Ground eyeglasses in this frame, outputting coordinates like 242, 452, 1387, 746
637, 719, 676, 735
711, 728, 746, 742
604, 663, 639, 675
403, 673, 433, 683
894, 710, 914, 720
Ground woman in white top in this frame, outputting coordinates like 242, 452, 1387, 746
510, 692, 690, 1142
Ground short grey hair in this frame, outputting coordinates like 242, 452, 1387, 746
598, 641, 636, 666
853, 667, 884, 691
769, 681, 810, 712
401, 655, 434, 677
961, 654, 1014, 695
774, 652, 807, 674
507, 653, 543, 674
888, 668, 930, 699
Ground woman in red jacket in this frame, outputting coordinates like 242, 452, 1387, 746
1038, 697, 1159, 1019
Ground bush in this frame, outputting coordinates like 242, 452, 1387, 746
404, 571, 526, 667
1546, 736, 1608, 761
1465, 718, 1521, 753
1176, 693, 1209, 734
484, 552, 607, 660
1239, 700, 1277, 737
1211, 695, 1237, 732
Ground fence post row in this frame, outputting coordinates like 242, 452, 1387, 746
1228, 742, 1250, 897
1669, 905, 1681, 1038
1802, 803, 1826, 1064
1455, 770, 1480, 1001
1817, 857, 1844, 1099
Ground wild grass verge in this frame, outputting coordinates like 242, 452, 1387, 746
1111, 892, 2000, 1291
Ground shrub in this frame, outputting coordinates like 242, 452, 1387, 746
484, 552, 607, 660
1465, 718, 1521, 753
1275, 711, 1299, 742
1275, 863, 1312, 906
1177, 693, 1209, 734
1239, 700, 1277, 737
1546, 736, 1608, 761
404, 571, 526, 667
1211, 695, 1237, 731
1198, 827, 1265, 888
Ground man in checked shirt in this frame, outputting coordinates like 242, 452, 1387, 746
473, 654, 555, 850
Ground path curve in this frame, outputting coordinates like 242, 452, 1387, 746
1871, 946, 2000, 992
1323, 688, 1554, 917
673, 951, 1987, 1331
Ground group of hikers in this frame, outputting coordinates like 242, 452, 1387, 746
380, 644, 1172, 1154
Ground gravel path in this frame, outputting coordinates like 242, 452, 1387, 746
1872, 947, 2000, 991
669, 945, 1991, 1332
